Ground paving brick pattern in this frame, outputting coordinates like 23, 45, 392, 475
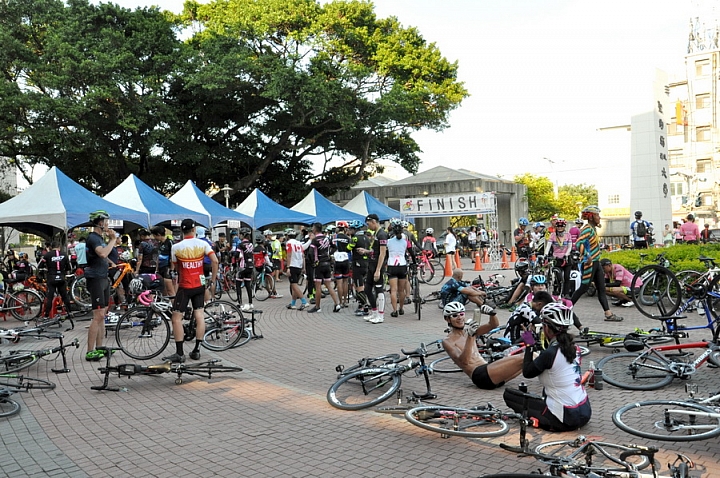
1, 260, 720, 477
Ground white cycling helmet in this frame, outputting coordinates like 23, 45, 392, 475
129, 278, 144, 294
119, 250, 131, 262
443, 301, 465, 317
539, 302, 573, 331
513, 303, 535, 323
425, 228, 434, 235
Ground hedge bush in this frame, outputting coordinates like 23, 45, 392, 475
599, 244, 720, 273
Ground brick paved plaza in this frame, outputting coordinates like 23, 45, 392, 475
1, 259, 719, 477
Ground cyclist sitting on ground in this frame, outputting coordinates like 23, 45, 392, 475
442, 302, 525, 390
503, 302, 591, 432
600, 258, 639, 307
440, 268, 487, 307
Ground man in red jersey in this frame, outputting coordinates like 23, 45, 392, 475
163, 219, 218, 363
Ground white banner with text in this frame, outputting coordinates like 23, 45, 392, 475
400, 192, 496, 217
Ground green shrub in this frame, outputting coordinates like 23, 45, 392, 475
600, 244, 720, 273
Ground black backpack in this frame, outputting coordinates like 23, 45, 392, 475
636, 221, 647, 238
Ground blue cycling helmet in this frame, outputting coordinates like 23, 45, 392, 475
518, 217, 529, 226
529, 275, 546, 286
348, 220, 364, 230
534, 222, 544, 229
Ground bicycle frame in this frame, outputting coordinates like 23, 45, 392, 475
629, 341, 718, 379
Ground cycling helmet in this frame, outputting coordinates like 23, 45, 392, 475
129, 278, 144, 294
336, 221, 348, 229
443, 301, 466, 317
555, 219, 567, 227
89, 210, 110, 223
581, 205, 600, 220
634, 211, 643, 219
425, 228, 434, 235
599, 258, 612, 267
239, 227, 251, 236
119, 250, 131, 262
550, 214, 559, 220
263, 229, 272, 236
12, 283, 24, 292
195, 226, 206, 237
529, 275, 546, 286
152, 300, 173, 313
513, 303, 535, 323
518, 217, 529, 226
539, 302, 573, 331
389, 217, 403, 228
534, 222, 544, 229
355, 230, 365, 237
401, 220, 409, 228
348, 220, 364, 230
574, 218, 583, 225
286, 229, 297, 238
514, 259, 529, 274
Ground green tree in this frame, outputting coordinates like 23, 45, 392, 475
514, 173, 597, 222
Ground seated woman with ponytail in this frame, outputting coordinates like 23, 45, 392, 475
503, 302, 591, 432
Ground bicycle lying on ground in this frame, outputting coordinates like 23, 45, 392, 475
573, 326, 673, 351
203, 304, 264, 351
90, 346, 243, 390
0, 333, 79, 374
0, 373, 55, 390
613, 384, 720, 442
327, 341, 444, 410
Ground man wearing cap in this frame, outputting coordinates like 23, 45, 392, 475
360, 214, 388, 323
285, 229, 309, 310
307, 222, 341, 313
164, 219, 218, 363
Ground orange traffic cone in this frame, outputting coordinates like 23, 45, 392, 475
510, 247, 517, 263
444, 253, 454, 277
501, 250, 510, 269
483, 249, 490, 263
454, 251, 462, 269
474, 251, 483, 271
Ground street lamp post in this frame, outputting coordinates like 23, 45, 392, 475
543, 157, 559, 199
220, 184, 233, 208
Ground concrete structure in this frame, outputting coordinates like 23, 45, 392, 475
332, 166, 528, 246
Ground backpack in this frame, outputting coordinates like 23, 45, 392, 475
636, 221, 647, 239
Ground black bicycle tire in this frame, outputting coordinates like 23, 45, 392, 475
202, 301, 245, 351
426, 261, 444, 286
114, 306, 170, 360
70, 276, 91, 309
428, 355, 462, 374
404, 406, 510, 438
226, 277, 239, 302
202, 325, 244, 351
0, 352, 40, 374
182, 364, 244, 374
0, 375, 55, 390
213, 279, 223, 300
0, 397, 21, 418
613, 400, 720, 442
533, 439, 651, 471
9, 289, 43, 321
597, 352, 674, 390
327, 368, 401, 410
550, 267, 563, 297
631, 265, 681, 319
411, 275, 421, 320
254, 276, 271, 301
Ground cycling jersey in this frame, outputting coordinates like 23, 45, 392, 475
311, 233, 333, 264
386, 234, 409, 267
171, 236, 214, 289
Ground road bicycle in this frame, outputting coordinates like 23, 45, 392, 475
71, 263, 136, 309
573, 326, 673, 351
417, 250, 443, 285
203, 305, 265, 351
0, 285, 43, 321
252, 266, 275, 301
0, 373, 55, 390
0, 387, 22, 418
327, 341, 444, 410
113, 297, 244, 360
212, 264, 238, 302
613, 384, 720, 442
597, 332, 720, 390
90, 346, 243, 390
408, 263, 422, 320
0, 334, 79, 374
0, 312, 77, 344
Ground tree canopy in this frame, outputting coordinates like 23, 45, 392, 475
513, 173, 598, 222
0, 0, 467, 204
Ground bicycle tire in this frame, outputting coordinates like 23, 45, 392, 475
181, 364, 244, 374
327, 367, 401, 410
428, 355, 462, 374
613, 400, 720, 442
0, 375, 55, 390
114, 306, 170, 360
225, 277, 238, 302
597, 352, 674, 390
0, 353, 40, 374
254, 276, 271, 301
0, 397, 21, 418
202, 300, 245, 351
213, 279, 223, 300
8, 289, 43, 321
631, 265, 681, 319
70, 276, 91, 309
404, 406, 510, 438
426, 262, 445, 286
411, 275, 421, 320
550, 267, 563, 297
533, 439, 651, 471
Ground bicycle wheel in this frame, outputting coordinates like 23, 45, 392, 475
114, 306, 170, 360
428, 355, 462, 374
533, 440, 651, 470
405, 406, 510, 438
327, 368, 401, 410
182, 364, 244, 375
254, 276, 271, 301
213, 278, 223, 300
631, 265, 681, 319
70, 276, 91, 309
0, 375, 55, 390
225, 276, 238, 302
202, 301, 246, 351
0, 397, 21, 418
550, 267, 563, 297
597, 352, 674, 390
8, 289, 43, 321
0, 351, 40, 373
411, 276, 421, 320
613, 400, 720, 442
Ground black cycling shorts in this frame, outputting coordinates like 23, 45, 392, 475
314, 262, 333, 281
333, 261, 350, 278
288, 266, 302, 284
471, 364, 504, 390
386, 265, 408, 280
173, 286, 205, 313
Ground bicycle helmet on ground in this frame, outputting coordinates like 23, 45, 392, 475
539, 302, 573, 331
89, 210, 110, 223
529, 275, 546, 286
623, 333, 645, 352
443, 301, 465, 317
555, 219, 567, 227
518, 217, 529, 226
425, 228, 434, 235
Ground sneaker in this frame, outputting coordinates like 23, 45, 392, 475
85, 350, 102, 361
298, 303, 306, 311
270, 294, 284, 299
286, 304, 297, 310
333, 304, 342, 313
364, 311, 377, 322
354, 308, 365, 316
307, 306, 321, 313
247, 304, 254, 311
390, 311, 398, 318
162, 353, 186, 363
398, 309, 405, 316
611, 300, 622, 306
621, 301, 633, 308
404, 297, 412, 305
604, 314, 624, 322
369, 315, 384, 324
189, 350, 201, 360
241, 304, 250, 312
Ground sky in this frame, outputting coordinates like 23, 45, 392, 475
25, 0, 699, 188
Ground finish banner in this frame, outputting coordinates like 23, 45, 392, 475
400, 192, 496, 217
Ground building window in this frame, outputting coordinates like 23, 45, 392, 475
696, 126, 711, 141
670, 182, 684, 196
697, 159, 711, 173
696, 59, 711, 76
607, 194, 620, 205
669, 150, 683, 167
668, 123, 682, 135
696, 94, 711, 109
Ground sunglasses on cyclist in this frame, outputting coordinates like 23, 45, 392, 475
445, 312, 465, 319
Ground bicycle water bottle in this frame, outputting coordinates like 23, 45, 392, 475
594, 369, 604, 391
588, 361, 596, 388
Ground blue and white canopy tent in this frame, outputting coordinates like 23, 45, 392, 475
342, 191, 402, 222
0, 167, 147, 237
234, 189, 314, 229
290, 189, 365, 225
169, 180, 251, 228
105, 175, 209, 228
